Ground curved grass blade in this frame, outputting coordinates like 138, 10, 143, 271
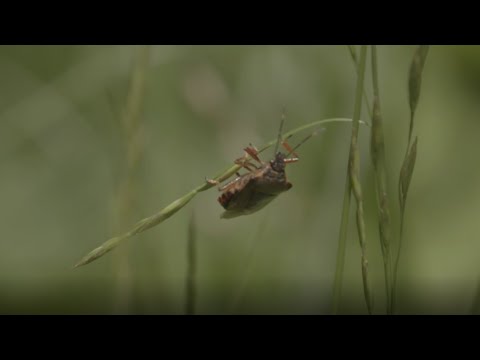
74, 117, 368, 268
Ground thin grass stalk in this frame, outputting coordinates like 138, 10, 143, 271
333, 46, 373, 314
113, 45, 150, 313
348, 45, 373, 314
228, 215, 269, 313
185, 212, 197, 315
370, 45, 393, 314
347, 45, 373, 119
392, 45, 429, 313
332, 176, 351, 315
471, 277, 480, 314
332, 46, 372, 315
75, 117, 367, 268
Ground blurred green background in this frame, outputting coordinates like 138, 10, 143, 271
1, 45, 479, 314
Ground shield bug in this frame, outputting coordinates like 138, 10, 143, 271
207, 118, 319, 219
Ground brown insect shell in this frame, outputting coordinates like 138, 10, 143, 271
218, 152, 293, 219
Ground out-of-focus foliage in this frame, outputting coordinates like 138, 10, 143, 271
1, 45, 479, 314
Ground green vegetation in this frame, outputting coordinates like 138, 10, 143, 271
0, 45, 477, 314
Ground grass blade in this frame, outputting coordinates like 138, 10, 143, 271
349, 45, 373, 314
228, 215, 269, 313
185, 212, 197, 315
392, 45, 430, 313
370, 45, 393, 314
347, 45, 373, 118
408, 45, 430, 143
112, 45, 151, 313
333, 45, 374, 314
399, 137, 418, 216
471, 277, 480, 314
332, 176, 351, 314
74, 117, 367, 268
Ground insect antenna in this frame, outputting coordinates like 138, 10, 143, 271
273, 110, 286, 155
286, 128, 325, 158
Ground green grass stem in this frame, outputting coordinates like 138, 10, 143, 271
75, 117, 367, 268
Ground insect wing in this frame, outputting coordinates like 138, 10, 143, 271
220, 192, 279, 219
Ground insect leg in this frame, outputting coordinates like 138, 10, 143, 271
244, 144, 263, 164
234, 152, 260, 171
205, 177, 220, 186
206, 175, 243, 192
283, 157, 299, 164
281, 140, 299, 158
284, 130, 321, 158
218, 176, 243, 192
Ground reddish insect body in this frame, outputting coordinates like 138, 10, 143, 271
208, 128, 313, 218
217, 146, 297, 218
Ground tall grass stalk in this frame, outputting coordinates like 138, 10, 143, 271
75, 117, 366, 268
347, 46, 373, 118
370, 45, 393, 314
112, 45, 150, 313
333, 45, 373, 314
392, 45, 429, 312
348, 45, 373, 314
471, 277, 480, 314
185, 212, 197, 315
228, 215, 269, 314
332, 176, 351, 314
332, 45, 373, 315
